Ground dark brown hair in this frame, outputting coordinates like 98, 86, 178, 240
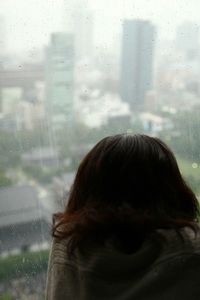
53, 134, 199, 254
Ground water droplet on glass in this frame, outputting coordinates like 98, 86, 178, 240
192, 163, 198, 169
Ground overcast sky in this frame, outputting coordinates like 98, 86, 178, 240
1, 0, 200, 53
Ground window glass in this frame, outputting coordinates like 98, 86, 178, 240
0, 0, 200, 298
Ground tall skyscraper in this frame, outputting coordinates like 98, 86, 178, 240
45, 33, 74, 129
63, 0, 94, 62
120, 20, 156, 111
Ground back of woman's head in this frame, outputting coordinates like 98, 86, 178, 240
53, 134, 199, 252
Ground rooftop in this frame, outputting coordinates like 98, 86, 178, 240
0, 185, 43, 227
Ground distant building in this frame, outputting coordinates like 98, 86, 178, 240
77, 91, 130, 128
52, 172, 75, 210
63, 0, 94, 62
45, 33, 74, 129
107, 114, 131, 129
21, 147, 59, 167
120, 20, 156, 111
0, 113, 18, 131
145, 90, 157, 112
140, 112, 173, 133
0, 185, 49, 253
0, 64, 45, 129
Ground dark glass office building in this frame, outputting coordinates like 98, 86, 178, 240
120, 20, 156, 111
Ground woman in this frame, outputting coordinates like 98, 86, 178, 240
46, 134, 200, 300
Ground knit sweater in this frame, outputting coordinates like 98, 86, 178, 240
45, 227, 200, 300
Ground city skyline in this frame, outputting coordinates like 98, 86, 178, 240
1, 0, 200, 53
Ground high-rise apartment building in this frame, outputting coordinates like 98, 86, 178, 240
45, 33, 74, 129
120, 20, 155, 111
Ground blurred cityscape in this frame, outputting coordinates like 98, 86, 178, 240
1, 0, 200, 298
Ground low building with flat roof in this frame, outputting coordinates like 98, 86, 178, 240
0, 185, 50, 254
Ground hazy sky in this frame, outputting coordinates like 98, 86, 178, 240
1, 0, 200, 53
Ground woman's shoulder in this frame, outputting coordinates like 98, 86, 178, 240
49, 225, 200, 268
153, 225, 200, 263
48, 237, 72, 268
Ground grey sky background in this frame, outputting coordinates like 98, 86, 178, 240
1, 0, 200, 53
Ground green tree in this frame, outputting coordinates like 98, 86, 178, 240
159, 106, 200, 162
0, 169, 12, 187
0, 293, 12, 300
